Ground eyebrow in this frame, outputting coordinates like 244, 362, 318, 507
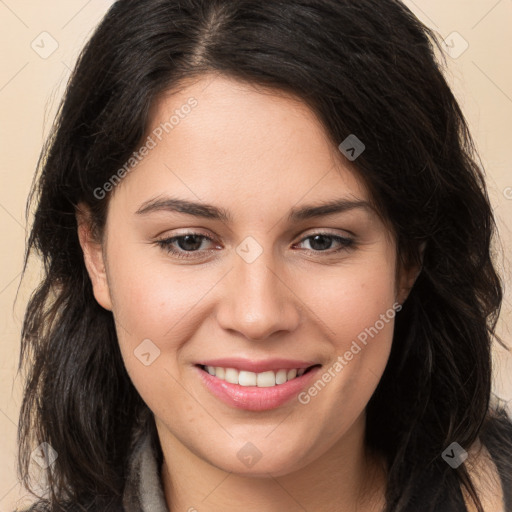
135, 196, 373, 223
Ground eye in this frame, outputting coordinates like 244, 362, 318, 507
155, 233, 218, 260
154, 231, 355, 260
294, 233, 355, 254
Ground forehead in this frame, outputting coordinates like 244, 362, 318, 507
113, 73, 372, 217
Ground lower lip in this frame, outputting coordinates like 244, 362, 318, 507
196, 365, 322, 411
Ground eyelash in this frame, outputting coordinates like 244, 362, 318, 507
154, 231, 355, 260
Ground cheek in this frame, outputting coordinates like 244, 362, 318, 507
105, 255, 199, 411
296, 261, 397, 416
300, 271, 396, 411
104, 244, 224, 397
308, 260, 397, 346
106, 242, 213, 340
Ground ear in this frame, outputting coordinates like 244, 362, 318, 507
396, 241, 426, 306
76, 202, 113, 311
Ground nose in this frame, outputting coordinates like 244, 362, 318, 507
215, 249, 301, 341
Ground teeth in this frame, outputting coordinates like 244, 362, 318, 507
224, 368, 239, 384
203, 365, 311, 387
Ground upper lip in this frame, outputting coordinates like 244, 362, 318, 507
195, 357, 319, 373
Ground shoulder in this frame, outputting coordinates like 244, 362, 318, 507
461, 437, 505, 512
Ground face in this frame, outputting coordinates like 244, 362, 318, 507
79, 73, 417, 477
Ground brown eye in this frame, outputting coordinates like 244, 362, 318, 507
155, 233, 217, 259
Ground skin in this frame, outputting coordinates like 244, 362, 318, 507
77, 72, 424, 512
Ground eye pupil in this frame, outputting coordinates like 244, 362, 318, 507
309, 234, 332, 251
178, 235, 203, 251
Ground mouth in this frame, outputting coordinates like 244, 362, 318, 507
196, 364, 321, 387
194, 363, 323, 411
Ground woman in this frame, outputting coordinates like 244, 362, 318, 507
17, 0, 512, 511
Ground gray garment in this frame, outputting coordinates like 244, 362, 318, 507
122, 430, 169, 512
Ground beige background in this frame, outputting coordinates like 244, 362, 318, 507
1, 1, 511, 510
